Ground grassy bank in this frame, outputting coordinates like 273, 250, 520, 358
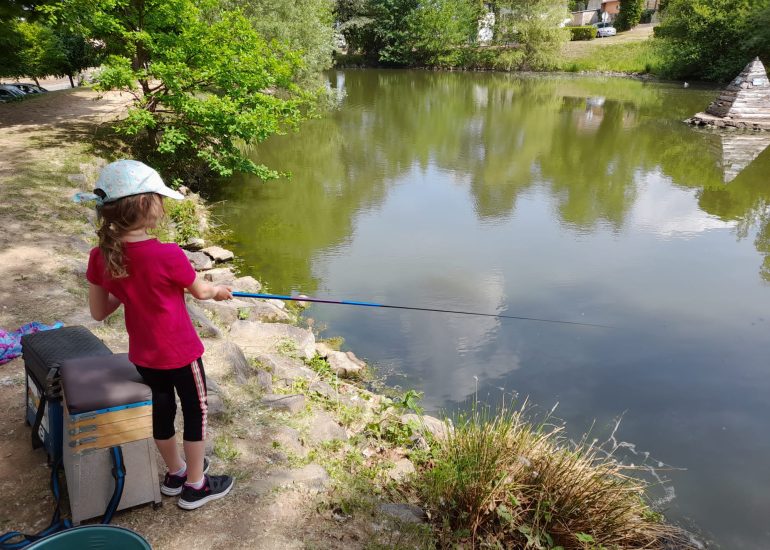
335, 38, 663, 76
560, 39, 663, 75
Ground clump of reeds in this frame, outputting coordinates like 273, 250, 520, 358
407, 403, 700, 549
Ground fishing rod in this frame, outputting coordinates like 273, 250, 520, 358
232, 291, 610, 328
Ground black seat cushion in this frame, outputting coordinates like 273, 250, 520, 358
60, 354, 151, 414
22, 326, 112, 388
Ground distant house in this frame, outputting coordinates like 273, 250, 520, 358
601, 0, 620, 20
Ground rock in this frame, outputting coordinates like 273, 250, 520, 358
247, 301, 292, 323
270, 426, 306, 457
308, 379, 338, 400
183, 237, 205, 251
202, 246, 234, 263
186, 301, 222, 338
261, 394, 306, 414
178, 185, 191, 196
202, 267, 236, 284
206, 377, 222, 394
267, 299, 286, 310
401, 414, 452, 440
232, 276, 261, 294
184, 250, 214, 271
230, 320, 316, 359
307, 411, 347, 445
378, 503, 426, 524
207, 394, 226, 418
325, 350, 365, 378
256, 369, 273, 393
248, 464, 329, 496
67, 173, 86, 183
256, 353, 315, 383
195, 298, 252, 326
387, 458, 415, 481
222, 341, 252, 384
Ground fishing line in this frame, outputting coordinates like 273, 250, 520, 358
232, 292, 610, 328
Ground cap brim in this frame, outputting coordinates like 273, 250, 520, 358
156, 187, 185, 200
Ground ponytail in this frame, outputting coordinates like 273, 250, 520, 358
96, 193, 165, 279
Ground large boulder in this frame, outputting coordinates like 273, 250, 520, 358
306, 411, 348, 445
194, 298, 251, 326
401, 414, 452, 441
186, 301, 222, 338
230, 320, 316, 359
315, 343, 366, 378
201, 246, 234, 263
202, 267, 236, 284
261, 394, 306, 414
246, 301, 292, 323
232, 276, 261, 294
222, 341, 252, 384
257, 353, 314, 382
184, 250, 214, 271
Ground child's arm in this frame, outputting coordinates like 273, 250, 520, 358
187, 276, 233, 301
89, 283, 122, 321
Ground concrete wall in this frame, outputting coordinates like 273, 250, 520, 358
571, 10, 599, 26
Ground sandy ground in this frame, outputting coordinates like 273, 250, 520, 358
0, 89, 416, 549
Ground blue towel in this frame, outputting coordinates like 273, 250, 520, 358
0, 322, 64, 365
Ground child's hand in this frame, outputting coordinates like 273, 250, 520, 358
213, 285, 233, 301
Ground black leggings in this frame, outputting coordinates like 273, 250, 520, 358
135, 359, 208, 442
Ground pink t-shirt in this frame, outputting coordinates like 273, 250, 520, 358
86, 239, 204, 369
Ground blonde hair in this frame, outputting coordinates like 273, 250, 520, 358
97, 193, 165, 278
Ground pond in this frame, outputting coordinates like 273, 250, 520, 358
205, 70, 770, 548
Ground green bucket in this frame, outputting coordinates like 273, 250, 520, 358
25, 525, 151, 549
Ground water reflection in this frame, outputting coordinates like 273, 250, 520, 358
210, 70, 770, 288
206, 71, 770, 547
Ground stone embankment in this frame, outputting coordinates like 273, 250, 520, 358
687, 57, 770, 131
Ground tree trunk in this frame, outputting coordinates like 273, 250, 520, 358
68, 74, 75, 88
33, 76, 41, 86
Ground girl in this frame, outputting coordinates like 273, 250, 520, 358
82, 160, 234, 510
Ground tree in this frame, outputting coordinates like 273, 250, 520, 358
615, 0, 644, 31
54, 30, 102, 87
220, 0, 336, 82
369, 0, 420, 65
493, 0, 569, 70
654, 0, 770, 81
409, 0, 483, 66
47, 0, 310, 182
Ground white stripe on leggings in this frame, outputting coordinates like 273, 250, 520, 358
191, 360, 208, 440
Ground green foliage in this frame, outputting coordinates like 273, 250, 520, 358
561, 39, 662, 73
220, 0, 336, 82
407, 403, 697, 548
639, 8, 656, 24
569, 25, 597, 41
370, 0, 419, 65
166, 198, 200, 244
408, 0, 482, 66
654, 0, 770, 81
615, 0, 644, 31
49, 0, 310, 182
213, 434, 240, 461
493, 0, 569, 70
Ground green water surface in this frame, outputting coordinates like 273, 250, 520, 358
207, 70, 770, 548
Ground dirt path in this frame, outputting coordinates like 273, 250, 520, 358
0, 90, 419, 549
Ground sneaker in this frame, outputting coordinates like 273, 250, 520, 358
161, 457, 210, 496
178, 474, 234, 510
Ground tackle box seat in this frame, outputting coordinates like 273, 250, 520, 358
21, 326, 113, 461
59, 353, 161, 524
60, 354, 152, 454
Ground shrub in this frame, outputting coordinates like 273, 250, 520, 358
407, 403, 700, 548
640, 8, 656, 24
615, 0, 644, 31
569, 25, 597, 41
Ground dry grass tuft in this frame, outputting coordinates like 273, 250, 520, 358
408, 404, 700, 549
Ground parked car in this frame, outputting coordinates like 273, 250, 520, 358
594, 22, 617, 38
0, 84, 26, 102
11, 83, 48, 94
